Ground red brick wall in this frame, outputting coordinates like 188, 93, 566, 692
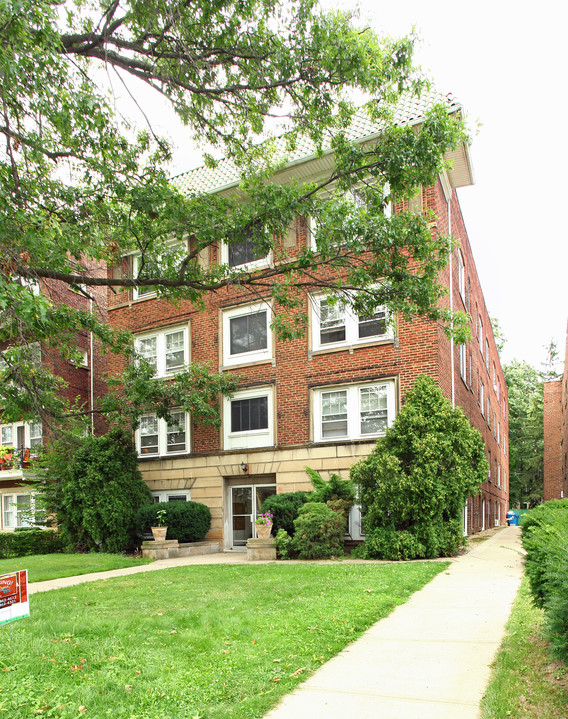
431, 184, 509, 532
106, 178, 509, 533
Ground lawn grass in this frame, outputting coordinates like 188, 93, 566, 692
0, 561, 447, 718
481, 577, 568, 718
0, 553, 153, 583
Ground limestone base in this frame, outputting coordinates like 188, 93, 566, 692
142, 539, 221, 560
246, 537, 277, 561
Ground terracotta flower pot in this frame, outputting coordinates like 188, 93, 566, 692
151, 526, 167, 542
256, 523, 272, 539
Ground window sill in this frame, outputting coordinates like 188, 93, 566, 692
309, 337, 394, 358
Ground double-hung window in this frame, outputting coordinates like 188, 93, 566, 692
2, 494, 33, 529
137, 411, 189, 457
222, 229, 270, 271
311, 294, 392, 352
0, 421, 41, 453
459, 344, 467, 382
135, 326, 188, 377
457, 251, 465, 301
223, 386, 274, 450
222, 302, 272, 367
313, 381, 395, 442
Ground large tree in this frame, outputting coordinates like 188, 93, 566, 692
503, 360, 545, 508
0, 0, 469, 427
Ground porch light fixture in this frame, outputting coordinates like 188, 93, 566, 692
241, 462, 248, 473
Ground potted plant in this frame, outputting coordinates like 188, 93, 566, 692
255, 511, 273, 539
151, 507, 168, 542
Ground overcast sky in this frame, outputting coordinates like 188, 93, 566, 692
337, 0, 568, 371
116, 0, 567, 371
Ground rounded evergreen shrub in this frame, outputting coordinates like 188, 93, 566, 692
57, 428, 153, 553
136, 501, 211, 543
351, 375, 487, 560
260, 491, 311, 536
291, 502, 345, 559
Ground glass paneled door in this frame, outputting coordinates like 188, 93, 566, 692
230, 484, 276, 548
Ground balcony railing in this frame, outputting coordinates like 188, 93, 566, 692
0, 446, 33, 471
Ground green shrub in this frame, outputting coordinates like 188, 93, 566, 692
260, 491, 311, 536
55, 428, 153, 553
351, 375, 487, 560
306, 468, 354, 523
136, 501, 211, 543
521, 499, 568, 661
0, 529, 67, 559
274, 528, 293, 560
291, 502, 345, 560
363, 527, 425, 561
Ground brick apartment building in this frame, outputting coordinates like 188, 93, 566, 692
0, 270, 107, 530
543, 321, 568, 500
106, 94, 509, 549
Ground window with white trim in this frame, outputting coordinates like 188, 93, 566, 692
311, 294, 392, 352
2, 493, 33, 529
485, 339, 490, 371
459, 344, 467, 382
222, 302, 272, 367
457, 251, 465, 301
132, 254, 156, 300
152, 491, 190, 503
487, 450, 491, 481
480, 380, 485, 415
313, 381, 395, 442
135, 326, 188, 377
221, 231, 270, 270
223, 386, 274, 450
0, 421, 41, 451
478, 317, 483, 354
136, 411, 189, 457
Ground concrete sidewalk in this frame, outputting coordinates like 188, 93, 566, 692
27, 527, 524, 718
264, 526, 524, 719
28, 548, 249, 595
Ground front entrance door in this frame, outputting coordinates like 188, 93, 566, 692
230, 484, 276, 548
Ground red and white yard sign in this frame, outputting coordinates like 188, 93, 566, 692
0, 570, 29, 627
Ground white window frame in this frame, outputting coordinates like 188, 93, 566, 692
480, 380, 485, 415
132, 254, 157, 300
2, 493, 34, 530
223, 386, 274, 450
221, 236, 271, 271
310, 293, 393, 352
151, 491, 191, 503
313, 380, 396, 443
222, 302, 273, 368
135, 325, 189, 378
478, 317, 483, 354
457, 251, 465, 301
136, 411, 190, 457
459, 344, 467, 381
0, 421, 42, 451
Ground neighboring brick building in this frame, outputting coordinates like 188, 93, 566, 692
107, 93, 509, 548
0, 267, 107, 530
544, 320, 568, 500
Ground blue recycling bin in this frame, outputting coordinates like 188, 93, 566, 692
506, 511, 519, 526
